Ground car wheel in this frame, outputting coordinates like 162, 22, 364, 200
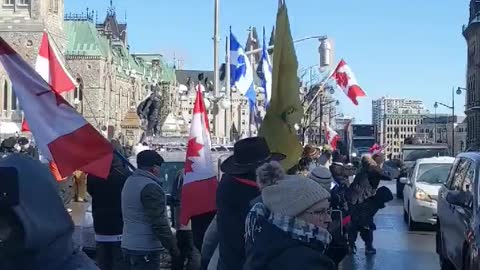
408, 204, 418, 231
437, 224, 455, 270
396, 180, 404, 199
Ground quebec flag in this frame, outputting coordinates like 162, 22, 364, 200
256, 27, 272, 107
230, 31, 256, 107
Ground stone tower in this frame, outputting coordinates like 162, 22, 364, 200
0, 0, 66, 137
463, 0, 480, 149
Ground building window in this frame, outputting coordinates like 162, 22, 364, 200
11, 88, 17, 110
3, 0, 14, 5
17, 0, 28, 5
3, 81, 8, 111
49, 0, 58, 13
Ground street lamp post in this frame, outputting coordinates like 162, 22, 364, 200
434, 100, 454, 154
245, 35, 328, 56
434, 87, 467, 155
434, 106, 437, 143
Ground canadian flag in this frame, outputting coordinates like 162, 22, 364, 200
369, 143, 389, 155
21, 32, 76, 132
331, 59, 366, 105
0, 37, 113, 179
324, 123, 340, 150
180, 85, 218, 225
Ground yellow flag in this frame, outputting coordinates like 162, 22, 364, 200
259, 2, 303, 170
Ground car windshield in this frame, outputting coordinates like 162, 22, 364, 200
160, 162, 184, 194
416, 163, 452, 184
403, 149, 449, 161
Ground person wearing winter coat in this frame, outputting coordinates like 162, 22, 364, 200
297, 144, 321, 175
87, 146, 132, 270
0, 154, 99, 270
346, 156, 392, 255
309, 157, 350, 266
121, 150, 181, 270
216, 137, 285, 270
243, 161, 336, 270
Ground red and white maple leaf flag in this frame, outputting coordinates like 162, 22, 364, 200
331, 59, 366, 106
0, 37, 113, 179
180, 85, 218, 225
324, 123, 340, 150
22, 31, 76, 132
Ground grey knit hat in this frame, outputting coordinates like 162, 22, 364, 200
308, 166, 334, 191
256, 161, 331, 217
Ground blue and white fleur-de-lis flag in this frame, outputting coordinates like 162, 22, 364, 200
230, 30, 256, 108
256, 27, 272, 108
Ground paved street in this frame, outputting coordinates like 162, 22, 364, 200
340, 182, 439, 270
71, 181, 441, 270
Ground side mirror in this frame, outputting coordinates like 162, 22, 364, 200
446, 191, 473, 208
399, 177, 409, 185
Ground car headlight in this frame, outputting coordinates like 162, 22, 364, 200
415, 188, 432, 202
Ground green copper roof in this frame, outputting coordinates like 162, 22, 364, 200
64, 21, 175, 83
65, 21, 110, 57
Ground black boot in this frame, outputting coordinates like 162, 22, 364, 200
361, 229, 376, 255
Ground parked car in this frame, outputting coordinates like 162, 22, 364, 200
401, 157, 454, 230
397, 143, 450, 199
436, 152, 480, 270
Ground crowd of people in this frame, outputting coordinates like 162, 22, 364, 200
0, 135, 394, 270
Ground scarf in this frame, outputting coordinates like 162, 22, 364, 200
246, 203, 332, 249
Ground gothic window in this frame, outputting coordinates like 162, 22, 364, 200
49, 0, 58, 13
3, 81, 8, 111
11, 87, 17, 110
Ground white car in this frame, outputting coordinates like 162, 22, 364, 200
401, 156, 454, 230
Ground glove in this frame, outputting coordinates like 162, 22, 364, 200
170, 247, 183, 270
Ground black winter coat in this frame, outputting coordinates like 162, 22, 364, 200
216, 174, 260, 270
350, 186, 393, 229
244, 215, 336, 270
87, 157, 132, 236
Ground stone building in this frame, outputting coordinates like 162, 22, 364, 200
0, 0, 176, 145
0, 0, 66, 138
64, 7, 176, 142
463, 0, 480, 149
372, 97, 429, 157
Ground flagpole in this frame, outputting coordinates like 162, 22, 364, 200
225, 34, 232, 141
248, 27, 254, 137
213, 0, 220, 97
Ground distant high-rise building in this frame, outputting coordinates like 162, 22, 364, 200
372, 97, 428, 157
463, 0, 480, 149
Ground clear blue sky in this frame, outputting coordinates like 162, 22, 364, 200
65, 0, 470, 123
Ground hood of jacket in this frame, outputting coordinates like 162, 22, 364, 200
0, 154, 97, 270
